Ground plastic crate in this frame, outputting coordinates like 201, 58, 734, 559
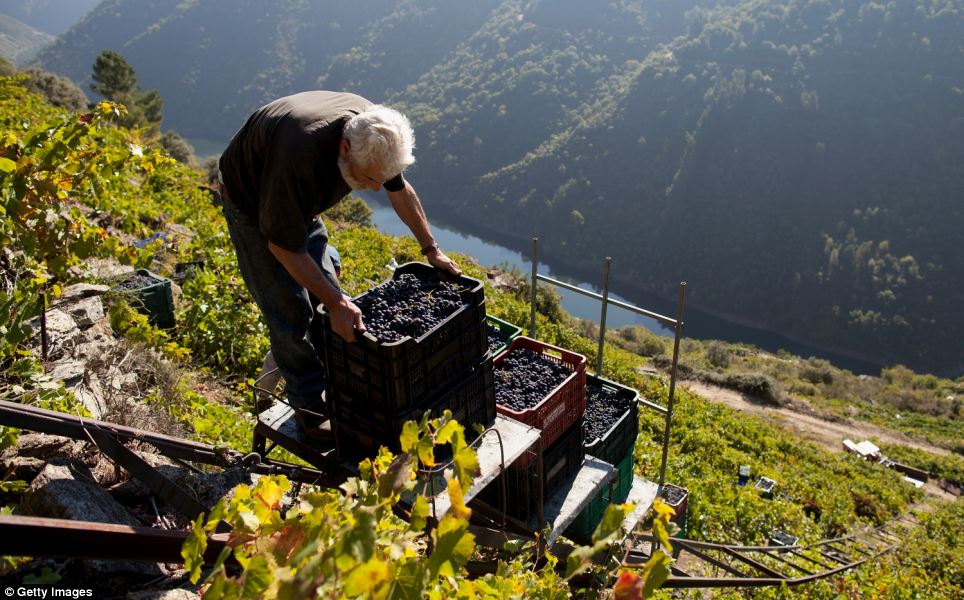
477, 417, 584, 524
320, 262, 488, 414
334, 357, 497, 461
661, 483, 689, 524
755, 476, 776, 499
583, 375, 639, 466
485, 315, 522, 357
566, 447, 635, 543
112, 269, 175, 329
494, 336, 587, 452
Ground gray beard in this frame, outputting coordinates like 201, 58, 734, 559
337, 156, 362, 190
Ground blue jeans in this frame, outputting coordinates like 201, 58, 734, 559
221, 198, 338, 410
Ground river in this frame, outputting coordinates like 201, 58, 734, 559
364, 198, 884, 376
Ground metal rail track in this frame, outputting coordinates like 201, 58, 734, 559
620, 515, 915, 588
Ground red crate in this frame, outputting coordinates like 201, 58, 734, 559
494, 336, 587, 454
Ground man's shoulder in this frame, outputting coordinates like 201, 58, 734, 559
273, 91, 373, 121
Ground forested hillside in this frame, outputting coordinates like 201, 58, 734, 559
33, 0, 964, 376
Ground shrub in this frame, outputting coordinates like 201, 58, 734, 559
158, 130, 197, 165
324, 194, 373, 227
21, 68, 89, 112
706, 341, 730, 368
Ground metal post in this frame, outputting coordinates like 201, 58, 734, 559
529, 237, 538, 337
596, 257, 611, 377
657, 282, 686, 491
39, 291, 49, 364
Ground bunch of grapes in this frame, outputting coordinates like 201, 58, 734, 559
356, 273, 464, 342
495, 347, 571, 412
485, 322, 513, 355
583, 381, 632, 443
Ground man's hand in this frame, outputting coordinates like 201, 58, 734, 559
426, 248, 461, 276
329, 296, 366, 342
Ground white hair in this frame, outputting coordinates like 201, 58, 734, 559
342, 104, 415, 177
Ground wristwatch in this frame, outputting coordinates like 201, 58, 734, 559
421, 242, 441, 256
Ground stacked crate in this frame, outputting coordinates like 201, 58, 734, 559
320, 263, 495, 460
478, 337, 588, 523
566, 375, 639, 543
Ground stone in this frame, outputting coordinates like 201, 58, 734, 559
3, 433, 86, 462
73, 335, 118, 364
26, 309, 81, 350
0, 455, 45, 482
87, 258, 136, 280
49, 359, 86, 387
72, 386, 106, 420
60, 283, 110, 301
21, 459, 143, 528
66, 295, 106, 329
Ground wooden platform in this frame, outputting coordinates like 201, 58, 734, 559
621, 476, 661, 534
430, 415, 542, 519
544, 457, 617, 544
254, 402, 339, 472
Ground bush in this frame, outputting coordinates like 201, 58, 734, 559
21, 67, 88, 112
706, 340, 730, 368
324, 194, 373, 227
158, 131, 197, 165
800, 357, 834, 385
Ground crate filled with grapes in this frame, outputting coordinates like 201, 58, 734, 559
319, 262, 488, 415
485, 315, 522, 356
493, 336, 586, 454
583, 375, 639, 466
334, 356, 496, 461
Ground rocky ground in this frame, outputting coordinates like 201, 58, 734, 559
1, 281, 261, 598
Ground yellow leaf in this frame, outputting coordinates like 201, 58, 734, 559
447, 478, 472, 520
343, 558, 389, 596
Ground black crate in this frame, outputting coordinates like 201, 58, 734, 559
477, 417, 585, 523
583, 375, 639, 467
319, 262, 488, 414
334, 357, 496, 462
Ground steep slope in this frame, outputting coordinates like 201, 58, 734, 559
0, 13, 52, 64
1, 0, 100, 36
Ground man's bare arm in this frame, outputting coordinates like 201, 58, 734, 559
386, 181, 461, 275
268, 242, 365, 341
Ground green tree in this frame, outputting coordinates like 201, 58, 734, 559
90, 50, 137, 101
90, 50, 163, 130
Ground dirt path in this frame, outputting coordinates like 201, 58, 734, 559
680, 380, 952, 457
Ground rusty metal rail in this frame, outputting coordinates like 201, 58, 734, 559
621, 517, 911, 589
0, 514, 229, 564
0, 399, 349, 487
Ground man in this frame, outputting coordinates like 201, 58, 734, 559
218, 91, 460, 437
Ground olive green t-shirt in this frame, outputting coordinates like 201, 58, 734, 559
219, 91, 404, 252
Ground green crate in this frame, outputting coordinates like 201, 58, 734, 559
565, 448, 635, 543
113, 269, 175, 329
584, 375, 639, 466
485, 315, 522, 357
